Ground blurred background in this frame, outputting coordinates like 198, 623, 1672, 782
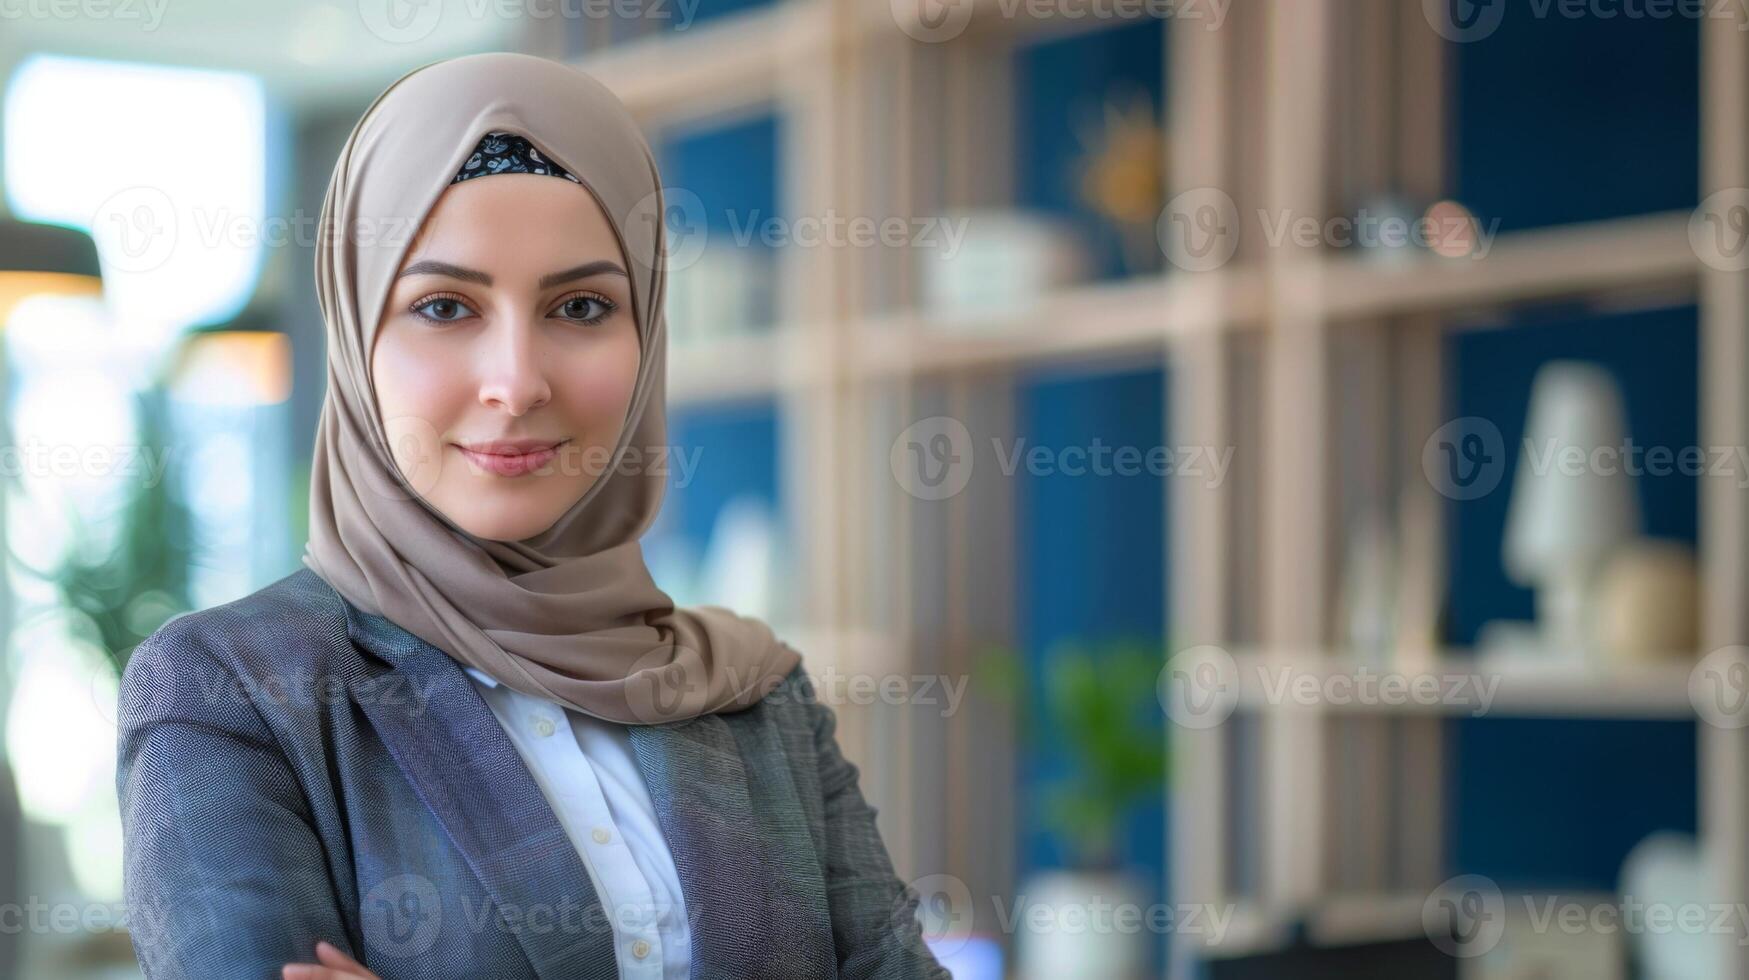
1, 1, 1747, 978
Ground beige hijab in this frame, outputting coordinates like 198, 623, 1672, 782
302, 51, 799, 724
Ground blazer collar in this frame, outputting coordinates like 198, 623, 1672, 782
340, 598, 780, 978
341, 600, 619, 977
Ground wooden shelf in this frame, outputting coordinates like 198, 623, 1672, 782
1317, 210, 1699, 322
670, 273, 1255, 401
1192, 894, 1430, 960
667, 327, 799, 405
669, 211, 1698, 402
881, 0, 1177, 42
850, 268, 1261, 378
1172, 900, 1292, 963
1228, 649, 1700, 720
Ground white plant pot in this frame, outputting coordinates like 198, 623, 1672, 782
1014, 868, 1151, 980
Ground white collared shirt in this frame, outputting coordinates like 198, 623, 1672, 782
463, 666, 691, 979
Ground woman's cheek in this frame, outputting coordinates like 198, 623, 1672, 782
372, 330, 470, 494
571, 336, 641, 431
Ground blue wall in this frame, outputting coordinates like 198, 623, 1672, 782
654, 112, 783, 236
655, 397, 783, 554
1447, 717, 1697, 890
1449, 10, 1698, 231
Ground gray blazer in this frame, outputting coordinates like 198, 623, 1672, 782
115, 566, 950, 980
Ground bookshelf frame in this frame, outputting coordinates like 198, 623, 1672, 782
524, 3, 1749, 975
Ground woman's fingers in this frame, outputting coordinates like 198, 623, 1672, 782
315, 941, 375, 974
282, 966, 345, 980
282, 940, 379, 980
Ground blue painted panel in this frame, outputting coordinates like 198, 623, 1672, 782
1014, 19, 1167, 279
658, 397, 782, 548
1447, 717, 1697, 890
1449, 9, 1698, 231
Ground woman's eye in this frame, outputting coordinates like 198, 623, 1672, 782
553, 294, 617, 324
411, 296, 475, 323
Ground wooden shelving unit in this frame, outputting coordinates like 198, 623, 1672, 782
1228, 649, 1702, 720
524, 2, 1749, 976
1166, 4, 1749, 980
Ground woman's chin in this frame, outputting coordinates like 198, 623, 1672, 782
437, 495, 570, 543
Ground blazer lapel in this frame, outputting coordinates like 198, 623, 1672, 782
629, 711, 821, 979
343, 603, 620, 980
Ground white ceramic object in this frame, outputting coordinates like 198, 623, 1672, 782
1013, 869, 1151, 980
1619, 833, 1717, 980
664, 240, 774, 344
918, 209, 1088, 320
1502, 361, 1638, 660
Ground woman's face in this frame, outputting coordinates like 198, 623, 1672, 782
370, 173, 641, 542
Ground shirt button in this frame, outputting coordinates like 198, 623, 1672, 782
592, 827, 611, 844
631, 939, 651, 959
532, 716, 556, 738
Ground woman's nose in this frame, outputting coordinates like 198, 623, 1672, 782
476, 319, 552, 417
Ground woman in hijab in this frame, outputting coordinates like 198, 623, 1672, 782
116, 51, 948, 980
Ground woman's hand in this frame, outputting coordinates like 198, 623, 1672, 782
282, 940, 380, 979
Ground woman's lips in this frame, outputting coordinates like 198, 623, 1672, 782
454, 439, 568, 477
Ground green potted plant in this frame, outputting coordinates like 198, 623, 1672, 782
975, 637, 1167, 980
9, 385, 194, 678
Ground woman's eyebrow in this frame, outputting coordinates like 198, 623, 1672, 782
539, 261, 629, 289
397, 260, 490, 284
395, 259, 629, 287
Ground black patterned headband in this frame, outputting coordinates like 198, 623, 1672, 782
451, 130, 581, 185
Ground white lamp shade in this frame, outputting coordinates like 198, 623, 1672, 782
1503, 360, 1639, 585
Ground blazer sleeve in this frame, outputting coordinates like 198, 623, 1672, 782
792, 666, 952, 980
115, 616, 356, 979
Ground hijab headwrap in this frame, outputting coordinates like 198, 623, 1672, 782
303, 51, 800, 724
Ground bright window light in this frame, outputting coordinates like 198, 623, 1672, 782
4, 54, 267, 353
